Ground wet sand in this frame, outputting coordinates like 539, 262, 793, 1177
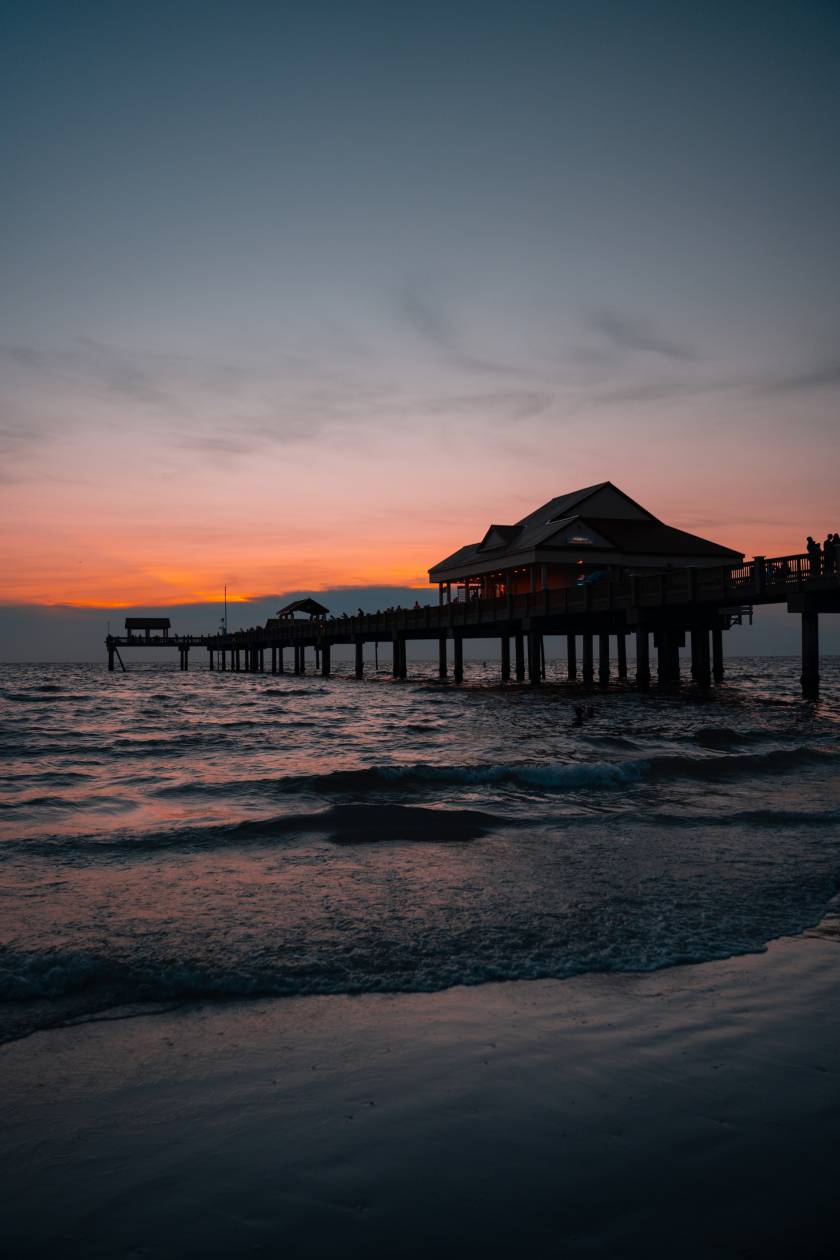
3, 924, 840, 1258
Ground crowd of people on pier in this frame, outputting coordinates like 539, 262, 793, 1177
806, 534, 840, 574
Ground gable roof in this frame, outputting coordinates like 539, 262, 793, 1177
478, 524, 521, 551
428, 483, 742, 579
276, 598, 330, 617
512, 481, 658, 531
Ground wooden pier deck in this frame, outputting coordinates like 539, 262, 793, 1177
106, 552, 840, 697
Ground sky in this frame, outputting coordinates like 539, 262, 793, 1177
2, 1, 840, 644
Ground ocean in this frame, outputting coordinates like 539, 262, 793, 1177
2, 656, 839, 1044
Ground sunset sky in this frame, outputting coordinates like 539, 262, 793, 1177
3, 1, 840, 612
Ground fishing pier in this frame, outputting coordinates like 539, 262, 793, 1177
106, 551, 839, 698
105, 484, 839, 697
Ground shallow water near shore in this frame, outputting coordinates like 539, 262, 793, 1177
2, 655, 839, 1042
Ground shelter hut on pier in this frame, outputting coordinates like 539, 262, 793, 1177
264, 599, 330, 633
124, 617, 171, 642
428, 482, 743, 603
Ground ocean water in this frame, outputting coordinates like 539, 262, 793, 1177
2, 655, 839, 1043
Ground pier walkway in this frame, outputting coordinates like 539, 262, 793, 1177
106, 552, 840, 697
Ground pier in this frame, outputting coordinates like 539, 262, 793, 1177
106, 551, 840, 698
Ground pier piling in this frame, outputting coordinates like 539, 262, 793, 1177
582, 633, 594, 687
514, 632, 525, 682
801, 610, 819, 698
453, 634, 464, 683
617, 633, 627, 680
566, 634, 577, 681
712, 627, 724, 683
598, 632, 610, 687
635, 628, 650, 689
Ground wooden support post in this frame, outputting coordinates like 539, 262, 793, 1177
500, 635, 510, 681
392, 636, 400, 678
712, 627, 724, 683
321, 643, 331, 678
108, 645, 115, 671
657, 631, 681, 686
271, 646, 277, 675
453, 634, 464, 683
220, 649, 226, 672
617, 633, 627, 680
528, 632, 542, 685
566, 634, 577, 682
691, 627, 711, 689
278, 646, 284, 674
259, 648, 264, 673
540, 635, 546, 679
635, 628, 650, 689
514, 632, 525, 681
598, 632, 610, 686
438, 636, 447, 678
355, 639, 364, 679
581, 633, 594, 686
801, 610, 819, 698
299, 645, 306, 675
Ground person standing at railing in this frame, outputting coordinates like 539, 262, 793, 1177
826, 532, 840, 576
806, 536, 820, 574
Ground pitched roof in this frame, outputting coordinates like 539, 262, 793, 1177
428, 483, 742, 578
584, 518, 742, 559
276, 598, 330, 617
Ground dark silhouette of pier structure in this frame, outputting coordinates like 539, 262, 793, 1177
106, 552, 839, 698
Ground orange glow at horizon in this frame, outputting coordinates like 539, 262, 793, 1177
0, 505, 812, 610
3, 391, 834, 610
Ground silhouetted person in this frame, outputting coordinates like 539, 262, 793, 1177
806, 536, 820, 574
572, 703, 595, 726
828, 533, 840, 576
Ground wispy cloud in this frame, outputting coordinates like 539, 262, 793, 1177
762, 357, 840, 394
396, 287, 522, 377
589, 309, 697, 362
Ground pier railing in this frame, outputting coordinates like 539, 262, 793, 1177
239, 550, 823, 643
106, 551, 835, 653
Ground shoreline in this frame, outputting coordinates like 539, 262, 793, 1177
4, 923, 840, 1257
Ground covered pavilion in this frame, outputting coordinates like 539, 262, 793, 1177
428, 482, 743, 603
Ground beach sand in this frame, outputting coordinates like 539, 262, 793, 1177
3, 922, 840, 1258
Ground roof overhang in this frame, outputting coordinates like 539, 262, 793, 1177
429, 548, 742, 583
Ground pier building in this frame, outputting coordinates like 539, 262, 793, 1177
429, 482, 742, 602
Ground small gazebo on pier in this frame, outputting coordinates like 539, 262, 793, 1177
124, 617, 171, 642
